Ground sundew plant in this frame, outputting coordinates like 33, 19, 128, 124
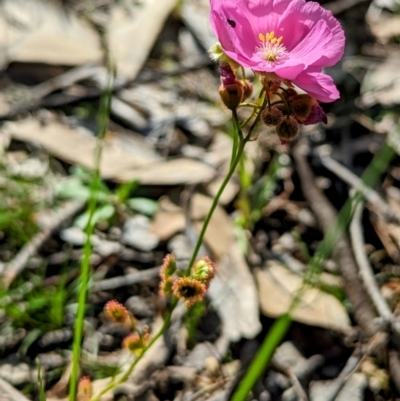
71, 1, 347, 400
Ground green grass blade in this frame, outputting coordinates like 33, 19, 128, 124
37, 359, 47, 401
231, 314, 292, 401
68, 75, 113, 401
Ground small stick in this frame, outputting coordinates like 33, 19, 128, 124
350, 199, 393, 322
0, 378, 31, 401
92, 266, 161, 291
316, 149, 400, 225
322, 348, 362, 401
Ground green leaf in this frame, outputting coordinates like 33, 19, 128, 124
57, 178, 110, 202
18, 328, 42, 356
37, 359, 47, 401
74, 204, 115, 229
127, 197, 158, 217
56, 178, 91, 201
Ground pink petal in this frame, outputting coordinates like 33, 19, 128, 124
209, 0, 345, 97
274, 64, 305, 80
301, 2, 345, 67
210, 0, 259, 63
293, 70, 340, 103
289, 20, 334, 67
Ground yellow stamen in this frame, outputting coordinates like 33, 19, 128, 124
256, 31, 286, 64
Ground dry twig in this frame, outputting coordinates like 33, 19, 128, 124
0, 378, 31, 401
350, 199, 393, 323
92, 266, 160, 291
316, 149, 400, 225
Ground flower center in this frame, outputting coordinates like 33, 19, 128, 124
255, 31, 287, 65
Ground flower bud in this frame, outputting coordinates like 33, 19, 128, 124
220, 62, 237, 86
173, 277, 207, 307
219, 82, 243, 110
209, 42, 240, 71
77, 376, 92, 401
160, 254, 176, 280
276, 117, 299, 144
191, 257, 216, 287
104, 300, 129, 324
159, 277, 174, 297
289, 94, 314, 121
261, 107, 284, 126
241, 80, 253, 101
122, 332, 150, 355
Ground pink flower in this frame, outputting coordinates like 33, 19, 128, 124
210, 0, 345, 102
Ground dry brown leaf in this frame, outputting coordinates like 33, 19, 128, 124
208, 244, 262, 341
255, 261, 351, 333
2, 117, 159, 177
107, 0, 176, 81
191, 193, 235, 261
0, 0, 102, 68
151, 197, 186, 240
0, 0, 176, 83
115, 158, 216, 185
152, 193, 234, 245
3, 118, 215, 185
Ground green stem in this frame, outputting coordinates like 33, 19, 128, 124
246, 94, 267, 141
69, 78, 113, 401
185, 131, 248, 274
240, 66, 246, 81
238, 103, 262, 109
231, 315, 292, 401
231, 109, 240, 169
